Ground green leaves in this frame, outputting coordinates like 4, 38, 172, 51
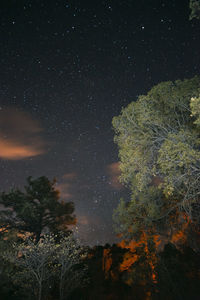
112, 76, 200, 236
190, 95, 200, 126
158, 130, 200, 196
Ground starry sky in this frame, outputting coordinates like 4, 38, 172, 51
0, 0, 199, 245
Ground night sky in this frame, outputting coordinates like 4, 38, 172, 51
0, 0, 199, 245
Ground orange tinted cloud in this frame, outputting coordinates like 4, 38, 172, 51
62, 173, 77, 180
78, 215, 89, 226
73, 213, 102, 244
0, 107, 46, 160
0, 140, 43, 159
107, 162, 124, 190
57, 173, 77, 201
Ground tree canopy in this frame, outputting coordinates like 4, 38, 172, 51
189, 0, 200, 20
0, 176, 76, 242
112, 76, 200, 238
5, 233, 88, 300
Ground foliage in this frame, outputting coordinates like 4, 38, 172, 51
6, 234, 56, 300
190, 95, 200, 126
125, 243, 157, 299
0, 251, 22, 299
1, 236, 200, 300
83, 241, 200, 300
189, 0, 200, 20
155, 243, 200, 300
55, 234, 88, 300
4, 233, 88, 300
0, 176, 76, 242
112, 76, 200, 237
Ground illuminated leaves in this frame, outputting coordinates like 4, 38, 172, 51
5, 234, 88, 300
158, 130, 200, 197
190, 95, 200, 126
112, 76, 200, 236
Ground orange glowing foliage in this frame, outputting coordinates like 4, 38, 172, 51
102, 213, 193, 286
118, 233, 161, 252
102, 248, 112, 279
87, 252, 94, 259
171, 230, 186, 243
0, 227, 8, 233
145, 291, 152, 300
120, 252, 138, 271
171, 213, 191, 244
117, 216, 192, 285
16, 231, 32, 240
118, 232, 162, 283
0, 227, 9, 240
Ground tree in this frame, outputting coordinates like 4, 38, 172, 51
4, 234, 88, 300
55, 234, 88, 300
190, 95, 200, 126
189, 0, 200, 20
7, 235, 56, 300
112, 76, 200, 237
0, 176, 76, 242
155, 243, 200, 300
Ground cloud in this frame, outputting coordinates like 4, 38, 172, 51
56, 173, 77, 201
72, 213, 103, 245
76, 214, 101, 227
0, 140, 43, 159
77, 215, 90, 226
0, 107, 46, 160
62, 173, 77, 180
107, 162, 124, 190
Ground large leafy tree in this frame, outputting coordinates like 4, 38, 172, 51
0, 176, 75, 242
112, 76, 200, 237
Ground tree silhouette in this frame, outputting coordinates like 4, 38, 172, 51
0, 176, 76, 242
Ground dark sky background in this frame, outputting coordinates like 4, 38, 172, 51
0, 0, 199, 245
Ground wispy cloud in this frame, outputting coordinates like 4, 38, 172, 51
73, 213, 103, 245
107, 162, 124, 190
78, 215, 90, 226
56, 172, 77, 201
0, 139, 43, 159
0, 107, 46, 160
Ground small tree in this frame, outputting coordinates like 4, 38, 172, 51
56, 234, 88, 300
5, 233, 88, 300
8, 235, 56, 300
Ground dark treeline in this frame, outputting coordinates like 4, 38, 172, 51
0, 176, 200, 299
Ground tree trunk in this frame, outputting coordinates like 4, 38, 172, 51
35, 230, 41, 244
38, 282, 42, 300
59, 274, 64, 300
